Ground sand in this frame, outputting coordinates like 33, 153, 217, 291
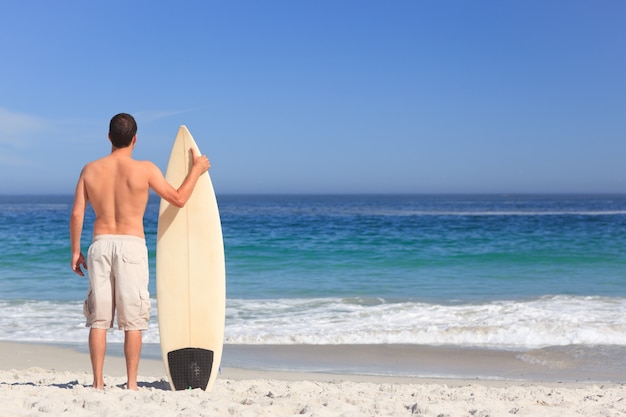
1, 341, 625, 417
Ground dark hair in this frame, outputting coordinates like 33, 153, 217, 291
109, 113, 137, 148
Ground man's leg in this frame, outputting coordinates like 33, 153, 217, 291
124, 330, 142, 390
89, 328, 107, 389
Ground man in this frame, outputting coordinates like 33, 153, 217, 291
70, 113, 210, 390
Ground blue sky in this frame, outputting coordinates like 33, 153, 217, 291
1, 1, 625, 194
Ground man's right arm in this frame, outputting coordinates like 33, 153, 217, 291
148, 148, 210, 208
70, 170, 88, 276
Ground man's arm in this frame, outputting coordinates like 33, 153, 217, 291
70, 171, 88, 276
148, 148, 210, 208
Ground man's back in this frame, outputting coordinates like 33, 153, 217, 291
81, 150, 151, 238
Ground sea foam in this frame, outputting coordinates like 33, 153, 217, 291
2, 295, 625, 349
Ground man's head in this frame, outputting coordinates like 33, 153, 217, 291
109, 113, 137, 148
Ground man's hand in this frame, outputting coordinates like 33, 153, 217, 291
190, 148, 210, 174
71, 252, 87, 276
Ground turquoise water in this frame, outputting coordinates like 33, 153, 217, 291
1, 194, 626, 348
222, 194, 626, 301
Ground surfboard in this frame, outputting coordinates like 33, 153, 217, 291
156, 125, 225, 391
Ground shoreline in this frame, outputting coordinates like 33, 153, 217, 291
1, 341, 624, 385
1, 341, 625, 416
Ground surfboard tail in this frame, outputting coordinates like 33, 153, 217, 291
167, 347, 214, 390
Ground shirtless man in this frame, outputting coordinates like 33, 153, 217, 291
70, 113, 210, 390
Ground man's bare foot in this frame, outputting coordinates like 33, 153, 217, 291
92, 381, 104, 390
126, 383, 138, 391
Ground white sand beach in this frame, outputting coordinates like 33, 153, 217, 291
0, 341, 625, 417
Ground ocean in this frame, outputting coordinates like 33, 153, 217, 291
1, 194, 626, 363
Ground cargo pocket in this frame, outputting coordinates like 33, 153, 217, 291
139, 292, 151, 323
83, 289, 94, 322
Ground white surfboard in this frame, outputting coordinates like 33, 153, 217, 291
156, 125, 225, 391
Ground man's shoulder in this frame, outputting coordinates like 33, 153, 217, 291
81, 157, 159, 181
81, 157, 105, 173
134, 159, 159, 171
126, 159, 160, 181
87, 156, 156, 168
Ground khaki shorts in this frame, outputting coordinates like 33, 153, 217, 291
84, 235, 151, 331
